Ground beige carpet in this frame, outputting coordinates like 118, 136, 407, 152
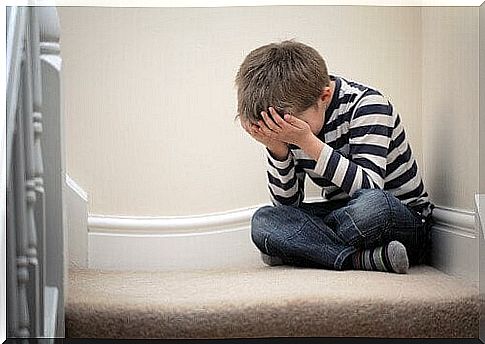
65, 264, 479, 339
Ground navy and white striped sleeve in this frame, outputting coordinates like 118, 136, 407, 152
265, 148, 305, 207
313, 93, 394, 196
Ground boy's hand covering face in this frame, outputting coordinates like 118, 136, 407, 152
240, 116, 288, 151
257, 107, 313, 147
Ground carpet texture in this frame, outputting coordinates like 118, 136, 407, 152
65, 264, 479, 339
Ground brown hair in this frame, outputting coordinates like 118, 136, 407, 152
234, 39, 330, 124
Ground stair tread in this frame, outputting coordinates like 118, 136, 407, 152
66, 264, 479, 339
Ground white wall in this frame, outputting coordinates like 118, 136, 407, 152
421, 7, 479, 210
480, 3, 485, 196
58, 6, 423, 217
479, 4, 484, 335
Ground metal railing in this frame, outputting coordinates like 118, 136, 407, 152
6, 6, 65, 340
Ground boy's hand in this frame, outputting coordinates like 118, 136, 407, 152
240, 117, 289, 158
258, 107, 314, 148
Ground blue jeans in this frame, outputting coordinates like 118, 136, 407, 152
251, 189, 432, 270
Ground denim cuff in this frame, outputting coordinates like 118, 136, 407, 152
334, 245, 359, 270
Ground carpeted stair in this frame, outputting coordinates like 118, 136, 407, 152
65, 264, 479, 339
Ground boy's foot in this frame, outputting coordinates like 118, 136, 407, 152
351, 240, 409, 274
260, 252, 284, 266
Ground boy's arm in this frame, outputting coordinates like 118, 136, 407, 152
266, 147, 306, 207
302, 93, 394, 197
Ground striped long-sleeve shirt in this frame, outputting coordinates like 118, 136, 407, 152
266, 75, 434, 218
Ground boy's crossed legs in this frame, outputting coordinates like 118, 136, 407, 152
251, 189, 430, 274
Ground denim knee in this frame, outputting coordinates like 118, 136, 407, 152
351, 189, 395, 220
251, 206, 274, 229
250, 205, 276, 252
352, 188, 387, 201
326, 188, 393, 247
250, 204, 304, 254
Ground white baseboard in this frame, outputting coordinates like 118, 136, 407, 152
64, 181, 477, 283
430, 205, 478, 286
65, 174, 89, 268
88, 205, 267, 271
476, 194, 484, 237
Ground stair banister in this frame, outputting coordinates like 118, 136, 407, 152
6, 6, 65, 340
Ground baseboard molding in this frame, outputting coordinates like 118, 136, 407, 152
429, 205, 478, 286
88, 206, 260, 234
88, 205, 267, 271
65, 174, 89, 268
476, 194, 484, 237
432, 206, 476, 236
86, 197, 479, 279
63, 175, 478, 281
65, 174, 87, 202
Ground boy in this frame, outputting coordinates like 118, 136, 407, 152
234, 40, 434, 274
